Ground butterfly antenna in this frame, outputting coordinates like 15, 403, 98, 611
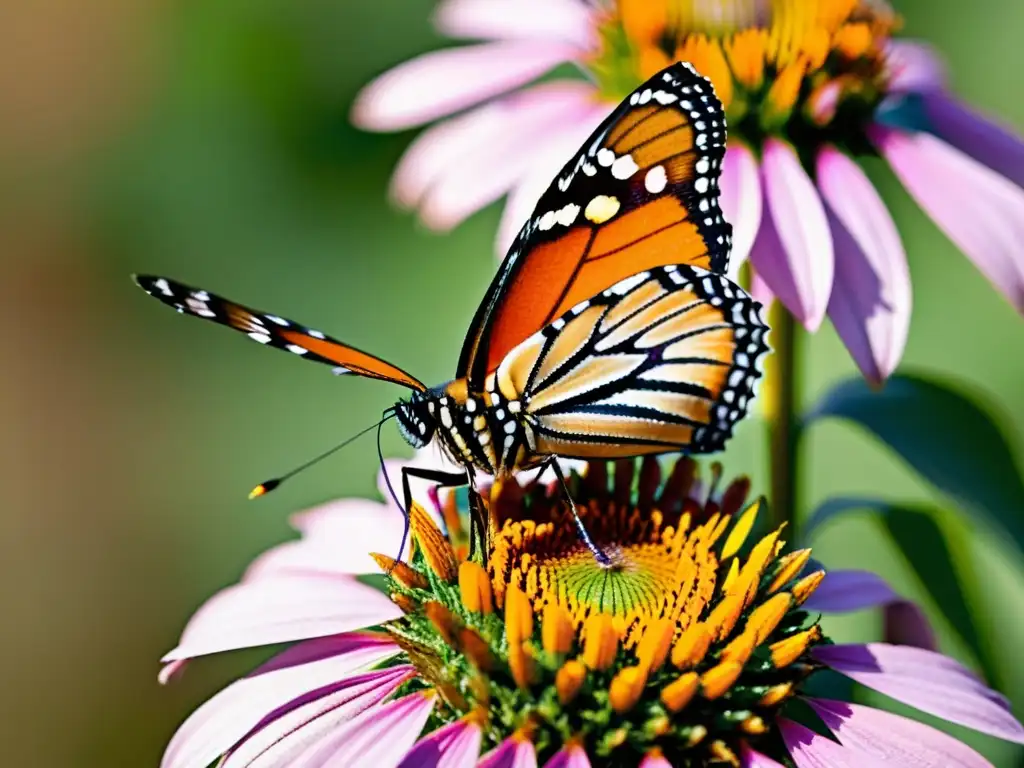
248, 412, 395, 499
377, 418, 410, 572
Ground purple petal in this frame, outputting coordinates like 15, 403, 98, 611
638, 752, 673, 768
290, 691, 436, 767
751, 138, 834, 330
543, 743, 590, 768
495, 103, 611, 254
802, 569, 898, 613
434, 0, 597, 50
398, 718, 482, 768
815, 643, 1024, 744
779, 718, 892, 767
921, 91, 1024, 189
719, 141, 763, 279
749, 270, 775, 307
352, 41, 578, 131
741, 744, 786, 767
817, 147, 910, 384
884, 40, 946, 93
221, 665, 416, 768
883, 600, 938, 650
163, 634, 400, 768
417, 86, 597, 230
478, 736, 539, 768
807, 698, 995, 767
873, 126, 1024, 312
162, 575, 401, 661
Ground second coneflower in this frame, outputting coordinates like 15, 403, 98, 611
353, 0, 1024, 384
158, 457, 1023, 767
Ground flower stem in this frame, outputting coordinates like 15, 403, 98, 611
763, 303, 801, 534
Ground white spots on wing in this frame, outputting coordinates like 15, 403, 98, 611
331, 366, 351, 376
508, 400, 522, 414
185, 295, 215, 318
504, 420, 517, 434
248, 332, 272, 344
654, 90, 677, 105
285, 344, 308, 356
699, 198, 710, 212
644, 165, 667, 194
597, 148, 615, 167
308, 329, 326, 339
611, 154, 639, 180
193, 290, 210, 302
154, 278, 173, 297
680, 100, 693, 111
265, 314, 289, 326
696, 133, 708, 148
696, 157, 711, 175
556, 203, 580, 227
638, 88, 653, 104
584, 195, 620, 224
440, 407, 453, 429
694, 177, 709, 194
465, 398, 477, 413
539, 210, 558, 231
582, 162, 597, 176
610, 271, 650, 295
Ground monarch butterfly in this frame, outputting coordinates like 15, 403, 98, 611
135, 62, 769, 558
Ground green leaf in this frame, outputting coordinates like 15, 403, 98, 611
805, 497, 1003, 691
807, 373, 1024, 556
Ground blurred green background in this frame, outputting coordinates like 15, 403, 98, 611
1, 0, 1022, 765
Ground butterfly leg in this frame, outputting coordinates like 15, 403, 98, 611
548, 459, 612, 566
396, 466, 472, 561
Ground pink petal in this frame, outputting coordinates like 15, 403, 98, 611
720, 141, 763, 280
807, 698, 994, 767
883, 600, 938, 650
352, 41, 579, 131
164, 638, 402, 768
751, 138, 834, 330
884, 40, 946, 93
434, 0, 597, 50
495, 103, 610, 254
638, 752, 673, 768
478, 735, 539, 768
542, 743, 590, 768
162, 575, 401, 661
741, 744, 786, 767
801, 569, 897, 613
290, 691, 436, 767
749, 270, 775, 307
779, 718, 891, 767
390, 83, 594, 216
873, 126, 1024, 312
398, 718, 482, 768
158, 659, 188, 685
814, 643, 1024, 744
222, 666, 414, 767
417, 86, 597, 230
817, 147, 910, 384
922, 92, 1024, 189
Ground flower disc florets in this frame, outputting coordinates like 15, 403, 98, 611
373, 457, 828, 766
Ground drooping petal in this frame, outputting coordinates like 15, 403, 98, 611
801, 569, 898, 613
478, 735, 539, 768
807, 698, 995, 768
779, 718, 890, 767
817, 147, 910, 384
873, 126, 1024, 312
749, 270, 774, 307
434, 0, 597, 50
815, 643, 1024, 744
751, 138, 834, 330
398, 717, 482, 768
162, 575, 401, 661
245, 688, 434, 768
352, 41, 579, 131
883, 600, 938, 650
163, 634, 400, 768
741, 744, 786, 767
921, 91, 1024, 189
543, 743, 590, 768
884, 40, 946, 93
495, 104, 610, 254
417, 86, 598, 230
719, 141, 763, 280
248, 499, 405, 579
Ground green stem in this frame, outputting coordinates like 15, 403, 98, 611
764, 303, 801, 534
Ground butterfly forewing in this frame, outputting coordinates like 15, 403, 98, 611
459, 62, 732, 387
134, 275, 426, 391
494, 266, 767, 459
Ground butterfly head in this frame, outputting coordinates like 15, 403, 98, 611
394, 392, 437, 449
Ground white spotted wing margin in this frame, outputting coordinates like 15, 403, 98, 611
132, 275, 427, 390
498, 266, 769, 459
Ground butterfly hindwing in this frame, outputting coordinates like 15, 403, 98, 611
459, 62, 731, 387
493, 266, 767, 459
134, 275, 426, 391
